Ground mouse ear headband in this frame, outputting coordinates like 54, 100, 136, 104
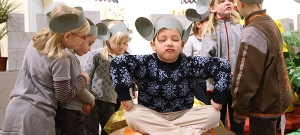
96, 22, 129, 41
294, 0, 300, 3
135, 17, 192, 43
241, 0, 264, 4
45, 2, 87, 33
185, 0, 210, 22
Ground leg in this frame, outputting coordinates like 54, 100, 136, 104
171, 105, 220, 132
114, 98, 121, 112
228, 95, 245, 135
206, 92, 214, 105
99, 101, 115, 135
85, 100, 101, 135
125, 105, 219, 135
55, 108, 85, 135
249, 117, 279, 135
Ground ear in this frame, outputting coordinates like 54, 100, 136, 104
63, 32, 71, 42
181, 41, 185, 48
150, 41, 156, 51
210, 7, 216, 13
195, 22, 201, 28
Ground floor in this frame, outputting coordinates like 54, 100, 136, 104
227, 105, 300, 135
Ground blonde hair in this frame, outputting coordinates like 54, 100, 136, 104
32, 4, 90, 59
102, 20, 130, 61
201, 0, 241, 40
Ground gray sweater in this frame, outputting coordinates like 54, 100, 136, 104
202, 18, 243, 71
58, 50, 95, 111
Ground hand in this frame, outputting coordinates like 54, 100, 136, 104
80, 71, 90, 84
82, 103, 92, 115
210, 99, 222, 110
132, 90, 137, 99
121, 100, 134, 111
234, 117, 244, 123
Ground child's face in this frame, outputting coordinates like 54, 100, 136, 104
62, 31, 87, 49
211, 0, 234, 18
108, 39, 128, 56
150, 28, 184, 63
74, 35, 96, 56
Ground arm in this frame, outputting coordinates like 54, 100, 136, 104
202, 33, 217, 57
83, 50, 99, 91
51, 58, 87, 103
183, 37, 194, 56
192, 56, 231, 104
110, 54, 145, 101
231, 27, 268, 121
77, 88, 95, 104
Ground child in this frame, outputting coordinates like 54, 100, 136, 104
109, 17, 232, 135
201, 0, 244, 134
232, 0, 293, 135
55, 18, 97, 135
184, 2, 210, 104
84, 20, 130, 135
1, 3, 90, 135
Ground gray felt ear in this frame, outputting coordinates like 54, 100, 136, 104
135, 17, 155, 41
182, 23, 193, 43
185, 0, 210, 22
88, 25, 98, 36
45, 3, 86, 33
241, 0, 263, 4
295, 0, 300, 3
96, 23, 111, 41
185, 8, 209, 22
195, 0, 210, 14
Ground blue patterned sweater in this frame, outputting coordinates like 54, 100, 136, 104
110, 53, 231, 113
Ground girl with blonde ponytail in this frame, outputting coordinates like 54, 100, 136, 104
201, 0, 244, 135
2, 3, 91, 135
83, 20, 130, 135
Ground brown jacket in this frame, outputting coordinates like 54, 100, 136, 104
231, 10, 293, 121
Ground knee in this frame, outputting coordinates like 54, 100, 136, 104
124, 105, 142, 124
207, 106, 221, 125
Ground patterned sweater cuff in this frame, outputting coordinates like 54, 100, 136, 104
115, 85, 132, 101
212, 93, 228, 104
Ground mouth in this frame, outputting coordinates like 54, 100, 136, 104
166, 49, 175, 52
226, 7, 232, 10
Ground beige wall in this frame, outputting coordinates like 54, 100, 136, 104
0, 0, 28, 57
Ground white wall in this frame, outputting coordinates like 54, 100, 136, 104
28, 0, 44, 32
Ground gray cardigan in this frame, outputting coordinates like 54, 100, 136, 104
58, 50, 95, 111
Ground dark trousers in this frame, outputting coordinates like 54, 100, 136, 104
249, 117, 280, 135
84, 100, 115, 135
194, 81, 209, 104
207, 93, 245, 135
114, 98, 121, 112
55, 107, 85, 135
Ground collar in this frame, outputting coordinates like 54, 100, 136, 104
244, 10, 266, 26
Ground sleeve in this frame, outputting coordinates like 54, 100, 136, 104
51, 58, 71, 82
183, 37, 194, 56
76, 88, 95, 104
231, 27, 268, 121
83, 51, 99, 91
202, 33, 217, 57
54, 75, 87, 103
192, 56, 231, 104
110, 55, 146, 101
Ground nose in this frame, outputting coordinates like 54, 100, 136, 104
166, 40, 173, 47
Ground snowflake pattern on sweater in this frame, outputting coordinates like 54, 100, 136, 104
110, 53, 231, 113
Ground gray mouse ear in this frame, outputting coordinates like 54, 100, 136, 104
185, 0, 210, 22
295, 0, 300, 3
195, 0, 210, 14
96, 23, 111, 41
241, 0, 263, 4
182, 23, 193, 43
45, 3, 86, 33
135, 17, 155, 41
